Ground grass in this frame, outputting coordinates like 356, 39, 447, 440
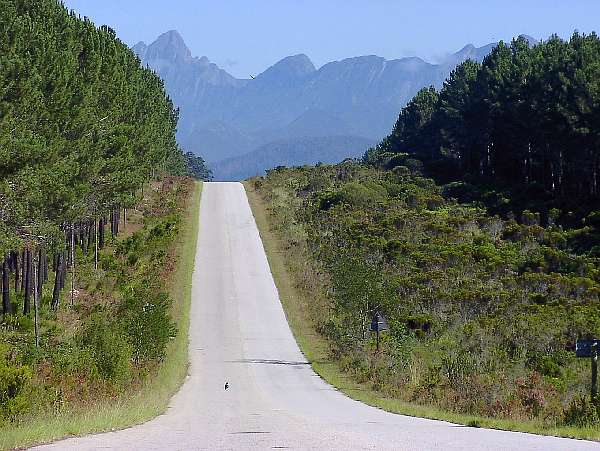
0, 181, 202, 450
243, 180, 600, 443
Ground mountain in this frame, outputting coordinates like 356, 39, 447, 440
210, 136, 376, 181
133, 31, 537, 172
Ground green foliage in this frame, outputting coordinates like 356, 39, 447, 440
120, 285, 176, 364
254, 163, 600, 425
0, 345, 32, 420
564, 396, 600, 427
184, 152, 212, 181
0, 0, 189, 253
78, 313, 132, 385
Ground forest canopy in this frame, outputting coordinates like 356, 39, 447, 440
366, 33, 600, 217
0, 0, 192, 257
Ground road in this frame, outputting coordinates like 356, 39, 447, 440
35, 182, 599, 450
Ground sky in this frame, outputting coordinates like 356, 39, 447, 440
62, 0, 600, 78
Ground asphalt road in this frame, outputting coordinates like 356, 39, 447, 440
34, 182, 599, 450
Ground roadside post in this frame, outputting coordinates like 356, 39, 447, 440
370, 311, 388, 352
576, 339, 599, 400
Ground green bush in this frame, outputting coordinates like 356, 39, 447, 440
564, 396, 600, 427
78, 314, 132, 385
0, 345, 32, 420
120, 285, 176, 364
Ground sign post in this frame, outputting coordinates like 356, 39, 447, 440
370, 312, 388, 352
576, 339, 599, 400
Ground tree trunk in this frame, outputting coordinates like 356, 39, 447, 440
70, 223, 75, 306
80, 222, 86, 253
37, 248, 43, 298
60, 251, 70, 290
2, 257, 10, 315
95, 219, 99, 270
20, 250, 26, 292
99, 217, 105, 249
33, 253, 40, 347
43, 251, 49, 284
9, 251, 16, 272
51, 253, 62, 310
87, 219, 93, 255
14, 251, 19, 292
23, 249, 31, 315
110, 210, 115, 237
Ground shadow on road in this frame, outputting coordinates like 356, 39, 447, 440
227, 358, 311, 366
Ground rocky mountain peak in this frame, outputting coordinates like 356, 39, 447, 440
132, 41, 148, 59
145, 30, 192, 62
255, 54, 316, 83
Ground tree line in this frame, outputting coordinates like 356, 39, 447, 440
0, 0, 190, 325
367, 32, 600, 210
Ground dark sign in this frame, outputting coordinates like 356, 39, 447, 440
370, 312, 388, 333
576, 339, 599, 358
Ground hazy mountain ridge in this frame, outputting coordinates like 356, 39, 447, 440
133, 30, 538, 172
210, 135, 376, 181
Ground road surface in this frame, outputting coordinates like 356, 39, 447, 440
35, 182, 599, 450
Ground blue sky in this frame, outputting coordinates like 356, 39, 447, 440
62, 0, 599, 78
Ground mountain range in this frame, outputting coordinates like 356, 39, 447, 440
133, 31, 537, 180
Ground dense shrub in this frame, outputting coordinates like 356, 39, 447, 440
120, 284, 176, 363
0, 346, 32, 420
254, 164, 600, 425
78, 314, 132, 384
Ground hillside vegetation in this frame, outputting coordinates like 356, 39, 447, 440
251, 33, 600, 431
252, 163, 599, 428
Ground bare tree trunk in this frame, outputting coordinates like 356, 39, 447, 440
60, 251, 66, 290
110, 210, 115, 237
95, 219, 99, 270
43, 251, 49, 284
80, 222, 87, 253
33, 253, 40, 347
20, 250, 25, 292
2, 257, 10, 315
14, 251, 19, 293
51, 253, 62, 310
87, 219, 93, 255
99, 217, 105, 249
23, 249, 31, 314
37, 248, 43, 298
71, 223, 75, 306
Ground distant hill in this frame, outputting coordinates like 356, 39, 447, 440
210, 136, 376, 181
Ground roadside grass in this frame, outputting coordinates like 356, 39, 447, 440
0, 182, 202, 450
243, 181, 600, 443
